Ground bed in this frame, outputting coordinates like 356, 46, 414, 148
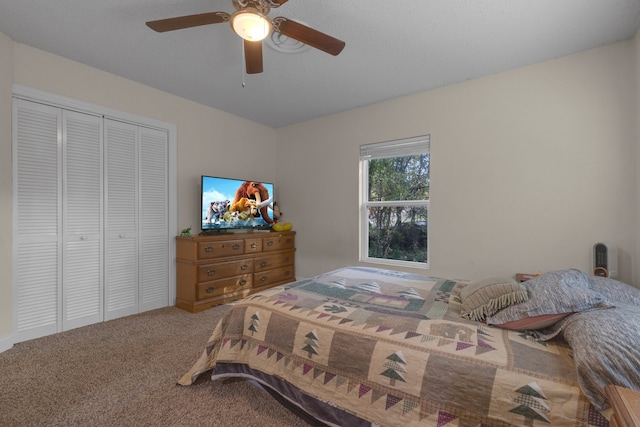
179, 266, 640, 426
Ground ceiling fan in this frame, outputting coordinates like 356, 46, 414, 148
146, 0, 345, 74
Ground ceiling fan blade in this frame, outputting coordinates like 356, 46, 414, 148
146, 12, 230, 33
273, 17, 345, 56
269, 0, 289, 6
244, 40, 264, 74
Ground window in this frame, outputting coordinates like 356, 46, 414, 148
360, 135, 430, 268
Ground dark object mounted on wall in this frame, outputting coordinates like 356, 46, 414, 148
593, 242, 617, 278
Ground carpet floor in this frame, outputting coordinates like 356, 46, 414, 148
0, 305, 312, 427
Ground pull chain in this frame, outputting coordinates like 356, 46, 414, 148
241, 39, 246, 87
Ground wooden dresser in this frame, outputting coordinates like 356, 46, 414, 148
605, 385, 640, 427
175, 231, 295, 313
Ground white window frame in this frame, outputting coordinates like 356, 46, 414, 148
359, 135, 430, 269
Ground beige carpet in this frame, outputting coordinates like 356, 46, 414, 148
0, 305, 312, 427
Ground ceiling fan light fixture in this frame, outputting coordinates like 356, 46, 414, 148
230, 8, 272, 41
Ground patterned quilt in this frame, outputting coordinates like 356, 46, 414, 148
179, 267, 611, 427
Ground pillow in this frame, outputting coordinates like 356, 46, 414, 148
536, 304, 640, 410
460, 276, 528, 322
590, 276, 640, 306
486, 269, 612, 330
492, 312, 571, 331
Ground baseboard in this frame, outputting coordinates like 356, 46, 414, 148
0, 333, 14, 354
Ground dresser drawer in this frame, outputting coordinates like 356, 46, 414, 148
244, 238, 262, 253
197, 274, 252, 300
254, 265, 295, 287
198, 240, 244, 259
197, 259, 253, 282
254, 250, 295, 272
262, 234, 295, 252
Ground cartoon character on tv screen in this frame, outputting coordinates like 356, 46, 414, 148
229, 181, 274, 224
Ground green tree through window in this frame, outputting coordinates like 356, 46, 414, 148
360, 136, 430, 266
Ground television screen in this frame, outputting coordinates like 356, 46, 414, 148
201, 176, 275, 232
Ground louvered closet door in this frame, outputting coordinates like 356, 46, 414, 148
139, 127, 169, 311
13, 100, 62, 341
62, 111, 104, 331
104, 120, 138, 320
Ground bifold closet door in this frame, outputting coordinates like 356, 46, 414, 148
104, 119, 138, 320
13, 100, 103, 340
104, 120, 169, 319
139, 127, 169, 312
13, 100, 62, 341
62, 110, 104, 331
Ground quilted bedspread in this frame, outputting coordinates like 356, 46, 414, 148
179, 267, 610, 427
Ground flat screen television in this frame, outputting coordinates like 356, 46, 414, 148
201, 175, 275, 233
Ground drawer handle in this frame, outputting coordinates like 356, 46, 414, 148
206, 286, 215, 293
284, 257, 290, 262
241, 264, 248, 270
285, 270, 291, 276
207, 269, 216, 276
260, 276, 267, 282
260, 261, 268, 267
232, 244, 241, 250
204, 246, 214, 252
251, 243, 258, 248
267, 241, 274, 246
239, 279, 247, 286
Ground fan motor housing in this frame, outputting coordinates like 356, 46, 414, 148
233, 0, 272, 15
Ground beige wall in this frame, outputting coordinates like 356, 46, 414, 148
635, 34, 640, 287
0, 33, 13, 340
0, 40, 277, 341
277, 41, 638, 285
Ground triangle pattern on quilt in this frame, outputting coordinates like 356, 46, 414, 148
456, 342, 474, 351
313, 367, 323, 380
405, 331, 422, 339
476, 339, 496, 355
385, 394, 402, 410
302, 363, 313, 375
437, 411, 458, 426
323, 372, 336, 385
402, 398, 420, 415
372, 388, 386, 404
358, 384, 372, 398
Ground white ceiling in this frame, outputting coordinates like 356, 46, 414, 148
1, 0, 640, 128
